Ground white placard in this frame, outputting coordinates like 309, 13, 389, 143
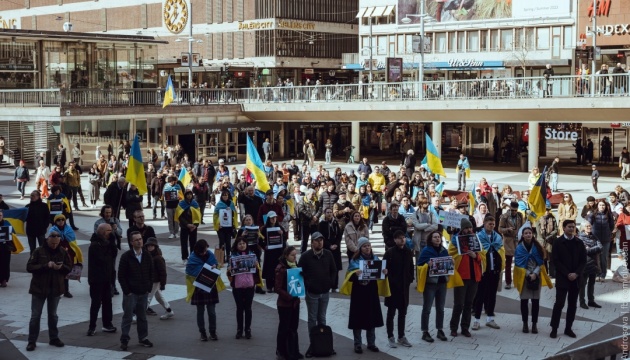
438, 210, 469, 228
219, 208, 232, 227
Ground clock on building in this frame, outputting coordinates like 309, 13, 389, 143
163, 0, 189, 34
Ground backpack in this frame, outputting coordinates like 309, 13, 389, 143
308, 324, 335, 357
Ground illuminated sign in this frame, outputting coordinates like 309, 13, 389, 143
587, 0, 611, 17
237, 20, 316, 31
448, 59, 484, 67
277, 20, 315, 30
586, 24, 630, 36
238, 21, 274, 30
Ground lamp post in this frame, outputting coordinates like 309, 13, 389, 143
188, 0, 193, 88
590, 0, 596, 97
402, 0, 430, 100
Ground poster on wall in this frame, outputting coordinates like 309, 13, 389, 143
397, 0, 569, 24
387, 58, 403, 83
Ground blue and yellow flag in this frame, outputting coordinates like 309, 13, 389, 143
425, 133, 446, 177
527, 166, 547, 224
175, 199, 202, 225
246, 134, 270, 194
468, 183, 476, 216
179, 166, 192, 189
126, 134, 148, 196
3, 208, 27, 235
162, 75, 175, 108
436, 181, 445, 196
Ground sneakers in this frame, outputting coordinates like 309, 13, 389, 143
387, 337, 398, 348
102, 325, 117, 333
422, 331, 434, 343
486, 320, 500, 329
49, 338, 65, 347
139, 338, 154, 347
146, 307, 157, 316
168, 234, 175, 239
472, 321, 480, 330
132, 315, 137, 324
160, 310, 174, 320
397, 336, 412, 347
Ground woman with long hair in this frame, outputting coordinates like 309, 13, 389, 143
343, 211, 369, 260
412, 197, 439, 256
275, 246, 301, 360
500, 185, 516, 214
88, 164, 101, 209
514, 224, 550, 334
365, 184, 377, 231
261, 211, 285, 293
557, 193, 578, 236
410, 172, 425, 201
587, 201, 615, 282
185, 239, 220, 341
307, 143, 316, 169
213, 190, 239, 262
577, 222, 602, 309
228, 237, 258, 339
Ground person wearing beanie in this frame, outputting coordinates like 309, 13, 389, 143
580, 196, 597, 222
498, 202, 524, 290
297, 230, 337, 357
144, 237, 174, 319
473, 216, 505, 331
448, 216, 482, 337
50, 213, 79, 298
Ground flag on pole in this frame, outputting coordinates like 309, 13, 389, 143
425, 133, 447, 178
246, 134, 270, 195
179, 166, 192, 189
527, 166, 547, 224
436, 181, 445, 196
126, 134, 148, 195
162, 75, 175, 108
468, 183, 477, 216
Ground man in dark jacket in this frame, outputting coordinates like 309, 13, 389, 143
384, 230, 414, 347
118, 231, 154, 350
127, 210, 156, 249
238, 186, 263, 223
382, 203, 407, 250
550, 220, 586, 339
104, 176, 128, 220
297, 231, 337, 357
319, 182, 338, 213
25, 190, 51, 252
87, 223, 118, 336
26, 229, 72, 352
125, 184, 143, 226
357, 157, 372, 176
150, 170, 166, 220
145, 163, 156, 208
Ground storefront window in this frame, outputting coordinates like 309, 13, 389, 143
0, 40, 38, 89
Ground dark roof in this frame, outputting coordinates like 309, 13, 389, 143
0, 29, 167, 45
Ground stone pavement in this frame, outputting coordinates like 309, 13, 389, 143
0, 158, 627, 360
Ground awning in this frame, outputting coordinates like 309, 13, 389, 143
371, 6, 387, 17
383, 5, 395, 17
363, 7, 376, 17
342, 64, 365, 70
174, 66, 221, 73
356, 7, 369, 18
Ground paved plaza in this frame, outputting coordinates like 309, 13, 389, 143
0, 158, 627, 360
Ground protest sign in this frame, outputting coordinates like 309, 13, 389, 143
456, 233, 482, 254
0, 226, 11, 243
230, 254, 257, 275
287, 267, 305, 297
193, 263, 221, 293
438, 210, 469, 228
266, 227, 283, 250
164, 190, 179, 202
358, 260, 387, 281
428, 256, 455, 277
219, 208, 232, 227
244, 226, 260, 246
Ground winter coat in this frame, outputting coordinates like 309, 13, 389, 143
382, 214, 407, 248
343, 222, 369, 254
319, 218, 343, 272
148, 246, 167, 288
25, 198, 51, 236
587, 211, 615, 245
117, 248, 153, 295
27, 242, 72, 297
87, 232, 115, 285
125, 188, 143, 220
552, 235, 586, 289
319, 190, 339, 213
577, 231, 602, 276
347, 254, 384, 330
411, 210, 438, 252
383, 245, 414, 309
275, 258, 300, 308
498, 211, 524, 256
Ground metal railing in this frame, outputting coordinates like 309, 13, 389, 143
0, 74, 628, 108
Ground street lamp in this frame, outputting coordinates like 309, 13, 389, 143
401, 0, 433, 100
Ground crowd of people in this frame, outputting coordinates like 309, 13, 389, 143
1, 142, 628, 359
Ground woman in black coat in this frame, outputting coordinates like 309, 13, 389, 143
260, 212, 285, 292
318, 208, 343, 291
586, 201, 615, 281
577, 222, 603, 309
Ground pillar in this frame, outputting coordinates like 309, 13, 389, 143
528, 121, 539, 171
431, 121, 442, 158
351, 121, 360, 161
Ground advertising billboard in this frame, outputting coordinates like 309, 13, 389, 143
387, 57, 403, 83
397, 0, 569, 24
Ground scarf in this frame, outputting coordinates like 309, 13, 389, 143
286, 260, 297, 268
477, 230, 503, 252
417, 243, 448, 266
185, 251, 217, 277
514, 241, 543, 269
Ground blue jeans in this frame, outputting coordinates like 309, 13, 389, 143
600, 242, 611, 279
17, 181, 26, 196
28, 294, 61, 343
120, 293, 148, 343
550, 173, 558, 191
305, 291, 329, 331
197, 303, 216, 333
421, 282, 447, 331
353, 328, 375, 347
325, 151, 331, 164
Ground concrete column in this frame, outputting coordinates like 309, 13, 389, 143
528, 121, 539, 171
431, 121, 442, 158
351, 121, 360, 161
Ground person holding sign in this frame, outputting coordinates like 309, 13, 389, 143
347, 238, 387, 354
417, 230, 451, 343
498, 202, 524, 290
177, 190, 202, 263
0, 210, 19, 287
50, 214, 79, 299
261, 211, 285, 293
383, 230, 414, 348
448, 218, 482, 338
185, 239, 221, 341
228, 237, 259, 340
213, 190, 239, 263
163, 176, 182, 240
275, 246, 302, 360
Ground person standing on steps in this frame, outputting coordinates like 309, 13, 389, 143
549, 220, 586, 339
456, 154, 470, 191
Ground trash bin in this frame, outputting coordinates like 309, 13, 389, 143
520, 153, 528, 172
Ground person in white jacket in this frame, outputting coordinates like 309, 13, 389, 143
35, 160, 51, 199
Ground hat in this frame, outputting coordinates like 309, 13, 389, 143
460, 217, 473, 229
267, 211, 278, 218
46, 228, 61, 238
586, 196, 596, 202
338, 190, 347, 195
510, 201, 519, 209
517, 221, 533, 241
53, 214, 66, 222
218, 158, 225, 163
265, 189, 274, 196
311, 232, 324, 241
357, 237, 370, 250
145, 237, 159, 247
457, 203, 469, 209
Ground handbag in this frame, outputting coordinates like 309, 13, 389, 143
526, 275, 540, 290
214, 246, 225, 268
66, 263, 83, 281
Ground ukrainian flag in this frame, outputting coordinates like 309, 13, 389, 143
246, 134, 270, 194
3, 207, 27, 235
179, 166, 192, 189
162, 75, 175, 108
175, 199, 202, 225
125, 134, 148, 195
468, 183, 476, 216
527, 166, 547, 224
425, 133, 446, 178
436, 181, 445, 196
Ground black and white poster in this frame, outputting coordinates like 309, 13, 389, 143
358, 260, 387, 281
164, 190, 179, 202
456, 234, 482, 255
0, 226, 11, 243
266, 227, 283, 250
428, 256, 455, 277
193, 263, 221, 293
244, 226, 260, 246
229, 254, 257, 275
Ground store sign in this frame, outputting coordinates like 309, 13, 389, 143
587, 0, 612, 17
586, 24, 630, 36
238, 21, 274, 30
544, 128, 579, 140
237, 19, 316, 31
448, 59, 484, 67
0, 16, 19, 29
277, 20, 315, 30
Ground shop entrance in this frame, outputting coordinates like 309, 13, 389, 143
179, 134, 196, 164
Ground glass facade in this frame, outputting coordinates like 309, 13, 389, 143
256, 0, 358, 23
0, 40, 38, 89
256, 30, 357, 59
